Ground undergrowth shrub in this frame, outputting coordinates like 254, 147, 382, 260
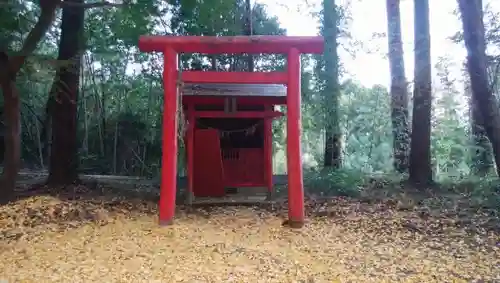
304, 168, 366, 197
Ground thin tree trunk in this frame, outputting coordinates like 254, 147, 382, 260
86, 53, 105, 156
81, 59, 89, 154
141, 81, 154, 176
98, 65, 106, 156
82, 89, 89, 154
458, 0, 500, 177
100, 72, 106, 155
34, 110, 44, 169
322, 0, 342, 168
211, 56, 217, 71
244, 0, 254, 72
113, 93, 122, 175
47, 0, 84, 185
409, 0, 433, 185
386, 0, 410, 173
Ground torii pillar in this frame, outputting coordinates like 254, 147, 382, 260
138, 35, 324, 228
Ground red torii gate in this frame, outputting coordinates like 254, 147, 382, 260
138, 35, 324, 228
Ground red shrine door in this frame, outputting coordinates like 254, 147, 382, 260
192, 129, 225, 197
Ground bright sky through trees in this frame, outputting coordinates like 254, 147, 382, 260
257, 0, 491, 88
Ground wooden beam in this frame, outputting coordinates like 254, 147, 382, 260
181, 96, 287, 106
138, 35, 324, 54
192, 110, 284, 118
181, 71, 287, 84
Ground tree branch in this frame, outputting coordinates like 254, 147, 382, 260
60, 1, 126, 9
9, 0, 61, 74
2, 0, 126, 77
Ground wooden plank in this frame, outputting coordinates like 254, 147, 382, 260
192, 110, 284, 118
181, 71, 288, 85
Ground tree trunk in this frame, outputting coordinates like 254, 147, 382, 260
386, 0, 410, 173
0, 0, 59, 199
463, 0, 493, 177
0, 80, 21, 200
458, 0, 500, 177
40, 94, 55, 166
322, 0, 342, 168
244, 0, 254, 72
471, 97, 493, 176
409, 0, 433, 185
47, 0, 84, 185
466, 67, 494, 176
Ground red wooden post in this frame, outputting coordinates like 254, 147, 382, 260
286, 48, 305, 228
264, 105, 273, 199
159, 48, 179, 225
186, 104, 195, 204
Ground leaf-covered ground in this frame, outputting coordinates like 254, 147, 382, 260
0, 185, 499, 283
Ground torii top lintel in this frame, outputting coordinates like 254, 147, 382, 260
138, 35, 324, 54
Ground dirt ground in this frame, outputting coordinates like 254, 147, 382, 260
0, 188, 499, 283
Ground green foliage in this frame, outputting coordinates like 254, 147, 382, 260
0, 0, 34, 50
469, 179, 500, 209
340, 81, 393, 172
431, 56, 472, 180
437, 176, 500, 211
304, 168, 366, 197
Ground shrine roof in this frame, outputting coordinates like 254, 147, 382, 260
181, 83, 286, 97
